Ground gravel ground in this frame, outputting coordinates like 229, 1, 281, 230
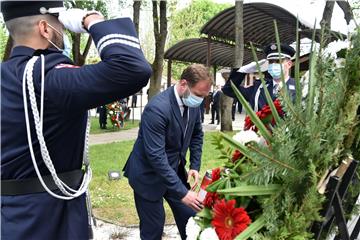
92, 219, 181, 240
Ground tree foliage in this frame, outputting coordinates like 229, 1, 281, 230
0, 19, 8, 60
168, 0, 230, 79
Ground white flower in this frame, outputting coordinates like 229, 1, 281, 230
109, 111, 114, 115
199, 227, 219, 240
324, 39, 350, 59
233, 130, 261, 145
186, 217, 201, 240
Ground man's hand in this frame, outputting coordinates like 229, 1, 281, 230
58, 8, 104, 33
187, 169, 199, 191
181, 191, 203, 212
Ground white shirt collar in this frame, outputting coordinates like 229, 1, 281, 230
174, 85, 185, 116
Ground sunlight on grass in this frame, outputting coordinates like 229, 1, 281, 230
89, 132, 228, 225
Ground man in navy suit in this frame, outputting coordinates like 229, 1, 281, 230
124, 64, 212, 240
222, 43, 296, 111
1, 2, 151, 239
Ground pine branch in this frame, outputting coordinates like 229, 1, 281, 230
247, 144, 297, 171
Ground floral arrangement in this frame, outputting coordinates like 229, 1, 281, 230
187, 28, 360, 239
186, 101, 282, 240
106, 101, 130, 128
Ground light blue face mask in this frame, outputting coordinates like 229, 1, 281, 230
62, 34, 71, 58
182, 88, 204, 108
47, 23, 71, 58
268, 63, 282, 79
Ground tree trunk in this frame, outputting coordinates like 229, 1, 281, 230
220, 0, 244, 132
149, 0, 167, 100
220, 92, 233, 132
320, 1, 335, 31
336, 1, 354, 24
3, 36, 13, 61
234, 0, 244, 68
72, 33, 92, 66
133, 1, 141, 35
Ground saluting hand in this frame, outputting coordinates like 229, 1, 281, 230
187, 169, 199, 191
181, 191, 203, 212
58, 8, 104, 33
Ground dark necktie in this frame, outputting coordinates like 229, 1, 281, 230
183, 106, 188, 127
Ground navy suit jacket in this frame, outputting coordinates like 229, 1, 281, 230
222, 69, 296, 111
124, 86, 203, 201
1, 18, 151, 240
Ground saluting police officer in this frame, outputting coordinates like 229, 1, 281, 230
1, 1, 151, 239
222, 43, 296, 111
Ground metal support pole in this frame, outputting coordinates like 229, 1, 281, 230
167, 59, 172, 88
206, 36, 212, 67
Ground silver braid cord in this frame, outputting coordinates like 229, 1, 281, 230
23, 56, 92, 200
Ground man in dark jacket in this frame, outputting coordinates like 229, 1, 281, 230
124, 64, 212, 240
1, 2, 151, 239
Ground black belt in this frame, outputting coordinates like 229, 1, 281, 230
1, 170, 84, 196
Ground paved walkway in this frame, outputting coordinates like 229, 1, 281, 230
89, 112, 246, 145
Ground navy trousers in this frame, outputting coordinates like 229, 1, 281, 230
134, 191, 196, 240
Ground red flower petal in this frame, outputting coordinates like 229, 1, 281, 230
203, 192, 220, 208
231, 150, 243, 163
212, 168, 221, 182
211, 199, 251, 240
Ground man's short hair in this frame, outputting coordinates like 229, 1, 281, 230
5, 14, 57, 42
180, 64, 213, 87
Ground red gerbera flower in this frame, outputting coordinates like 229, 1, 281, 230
212, 199, 251, 240
212, 168, 221, 182
244, 115, 253, 130
231, 150, 243, 163
274, 99, 284, 116
203, 192, 220, 208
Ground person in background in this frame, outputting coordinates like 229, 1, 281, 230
200, 98, 205, 123
210, 85, 221, 125
98, 105, 107, 129
222, 43, 296, 112
123, 64, 212, 240
1, 2, 151, 239
131, 93, 138, 108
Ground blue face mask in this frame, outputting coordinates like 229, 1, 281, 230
182, 88, 204, 108
47, 23, 71, 58
268, 63, 282, 79
62, 34, 71, 58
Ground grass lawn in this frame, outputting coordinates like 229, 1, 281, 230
89, 131, 230, 225
90, 117, 140, 134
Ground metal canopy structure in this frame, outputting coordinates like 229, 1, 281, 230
201, 2, 342, 46
164, 2, 344, 86
164, 38, 265, 67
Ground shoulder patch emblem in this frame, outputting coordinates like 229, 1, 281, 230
55, 64, 80, 69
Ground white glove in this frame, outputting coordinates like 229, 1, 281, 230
237, 59, 267, 73
58, 9, 103, 33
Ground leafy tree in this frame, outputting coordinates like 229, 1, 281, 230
0, 18, 9, 60
168, 0, 230, 79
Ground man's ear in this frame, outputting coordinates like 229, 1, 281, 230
179, 79, 188, 87
287, 60, 293, 68
38, 20, 50, 39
